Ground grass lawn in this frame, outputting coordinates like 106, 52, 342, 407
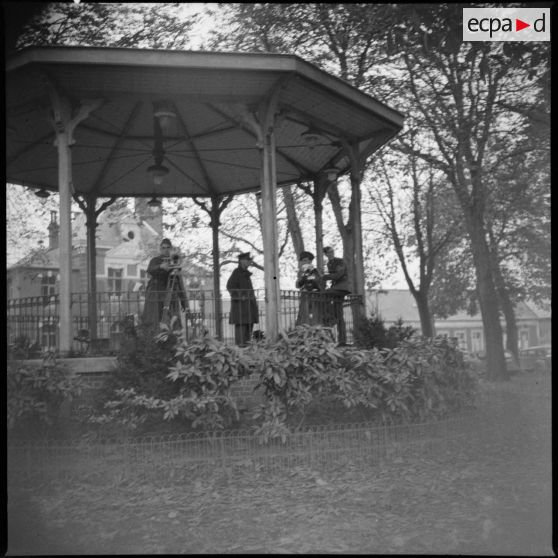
6, 373, 552, 555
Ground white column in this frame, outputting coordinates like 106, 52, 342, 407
260, 127, 280, 340
56, 128, 73, 355
47, 81, 103, 355
234, 96, 281, 340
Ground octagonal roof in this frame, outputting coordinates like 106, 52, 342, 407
6, 47, 404, 198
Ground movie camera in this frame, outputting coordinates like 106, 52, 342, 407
163, 250, 182, 270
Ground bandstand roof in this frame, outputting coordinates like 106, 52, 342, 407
6, 47, 404, 198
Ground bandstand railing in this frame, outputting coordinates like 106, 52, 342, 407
7, 290, 363, 356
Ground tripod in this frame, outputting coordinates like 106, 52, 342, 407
161, 267, 190, 339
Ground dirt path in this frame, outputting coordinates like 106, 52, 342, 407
7, 374, 552, 555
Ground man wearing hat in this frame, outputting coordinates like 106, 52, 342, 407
295, 250, 323, 325
322, 246, 350, 345
226, 252, 259, 346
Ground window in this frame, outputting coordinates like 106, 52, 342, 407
519, 329, 530, 350
41, 272, 56, 297
471, 329, 484, 353
107, 267, 123, 294
127, 264, 137, 277
453, 330, 467, 350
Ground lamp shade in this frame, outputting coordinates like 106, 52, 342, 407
301, 128, 324, 147
323, 167, 339, 182
153, 100, 177, 135
147, 163, 169, 186
35, 187, 50, 199
147, 196, 162, 209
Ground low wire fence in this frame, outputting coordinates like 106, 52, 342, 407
8, 384, 527, 486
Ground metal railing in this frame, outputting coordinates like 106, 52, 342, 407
7, 290, 363, 355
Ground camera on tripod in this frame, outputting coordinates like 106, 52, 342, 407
163, 250, 182, 269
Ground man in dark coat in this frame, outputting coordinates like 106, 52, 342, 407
322, 246, 351, 345
142, 238, 186, 329
226, 252, 259, 346
295, 250, 323, 326
142, 238, 173, 327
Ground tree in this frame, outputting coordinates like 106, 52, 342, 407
7, 185, 63, 267
369, 131, 461, 337
380, 5, 550, 380
15, 3, 198, 50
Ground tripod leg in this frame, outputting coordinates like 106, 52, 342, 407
161, 274, 175, 325
176, 275, 189, 341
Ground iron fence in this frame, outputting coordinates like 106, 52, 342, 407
7, 386, 523, 485
7, 290, 362, 355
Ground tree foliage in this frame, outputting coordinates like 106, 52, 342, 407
373, 4, 550, 379
16, 3, 198, 50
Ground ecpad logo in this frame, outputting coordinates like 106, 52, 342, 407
463, 8, 550, 41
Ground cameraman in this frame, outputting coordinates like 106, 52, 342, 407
322, 246, 350, 345
142, 238, 175, 327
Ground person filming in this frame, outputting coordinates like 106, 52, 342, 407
322, 246, 350, 345
295, 250, 323, 325
142, 238, 185, 327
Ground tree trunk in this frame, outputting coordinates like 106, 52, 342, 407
312, 177, 329, 273
493, 264, 519, 363
413, 290, 434, 338
465, 211, 508, 381
282, 185, 305, 257
314, 195, 324, 272
349, 171, 366, 305
327, 184, 356, 292
85, 202, 98, 343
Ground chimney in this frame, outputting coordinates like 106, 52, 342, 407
47, 210, 59, 250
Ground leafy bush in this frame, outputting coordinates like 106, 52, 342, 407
97, 320, 182, 403
251, 326, 477, 442
354, 314, 416, 350
7, 354, 82, 439
8, 335, 42, 360
88, 330, 254, 436
87, 324, 477, 443
251, 325, 344, 440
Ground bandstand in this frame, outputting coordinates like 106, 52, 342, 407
6, 47, 404, 354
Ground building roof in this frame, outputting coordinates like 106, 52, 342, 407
367, 289, 550, 325
523, 299, 551, 319
9, 203, 160, 271
9, 248, 76, 270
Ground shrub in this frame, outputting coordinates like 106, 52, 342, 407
7, 353, 82, 439
97, 320, 182, 402
88, 330, 254, 436
252, 325, 477, 441
87, 324, 477, 442
251, 325, 344, 440
354, 314, 416, 350
8, 335, 42, 360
